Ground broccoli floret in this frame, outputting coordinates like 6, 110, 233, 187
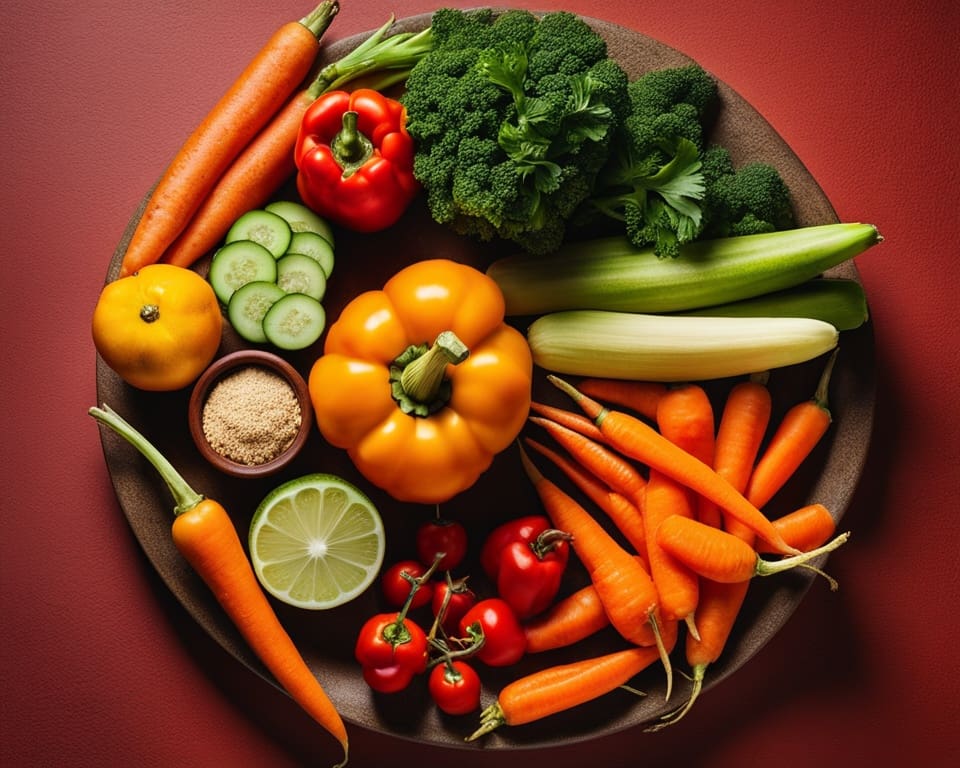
402, 9, 628, 254
579, 64, 719, 258
700, 145, 795, 238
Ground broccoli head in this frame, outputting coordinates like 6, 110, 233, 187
700, 145, 795, 238
402, 9, 629, 254
578, 64, 719, 258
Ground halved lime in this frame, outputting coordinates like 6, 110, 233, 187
249, 473, 385, 610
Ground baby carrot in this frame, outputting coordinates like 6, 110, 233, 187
519, 446, 676, 699
529, 400, 605, 442
577, 378, 667, 421
524, 436, 647, 560
759, 503, 837, 554
119, 2, 340, 277
649, 503, 835, 730
713, 373, 772, 538
89, 404, 348, 766
657, 383, 720, 529
643, 470, 700, 639
468, 644, 664, 739
523, 583, 611, 653
548, 375, 799, 556
656, 515, 850, 589
746, 351, 838, 509
646, 576, 750, 731
528, 416, 646, 501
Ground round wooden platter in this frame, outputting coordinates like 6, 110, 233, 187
94, 10, 875, 750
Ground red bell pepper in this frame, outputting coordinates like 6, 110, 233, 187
480, 516, 573, 619
294, 88, 419, 232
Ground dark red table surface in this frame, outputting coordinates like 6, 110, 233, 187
3, 1, 958, 766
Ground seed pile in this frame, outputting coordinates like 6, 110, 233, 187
202, 365, 301, 465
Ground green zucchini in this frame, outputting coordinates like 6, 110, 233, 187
678, 278, 869, 331
487, 223, 881, 316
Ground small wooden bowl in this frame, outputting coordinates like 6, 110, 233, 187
188, 350, 313, 479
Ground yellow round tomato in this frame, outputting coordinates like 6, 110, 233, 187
92, 264, 222, 391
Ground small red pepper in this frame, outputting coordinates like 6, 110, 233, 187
294, 88, 419, 232
479, 515, 553, 581
458, 598, 526, 667
480, 515, 573, 619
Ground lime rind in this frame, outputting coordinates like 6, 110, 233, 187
249, 474, 385, 610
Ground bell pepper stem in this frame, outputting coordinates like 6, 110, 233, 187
89, 404, 203, 515
398, 331, 469, 408
332, 111, 374, 178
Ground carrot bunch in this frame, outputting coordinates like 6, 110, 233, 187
477, 353, 848, 738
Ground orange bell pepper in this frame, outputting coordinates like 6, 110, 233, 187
308, 259, 533, 504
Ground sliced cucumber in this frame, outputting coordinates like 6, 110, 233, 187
208, 240, 278, 304
262, 293, 326, 351
227, 281, 286, 344
265, 200, 335, 247
225, 209, 292, 258
276, 253, 327, 301
286, 231, 335, 277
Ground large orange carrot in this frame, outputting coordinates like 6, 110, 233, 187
519, 445, 676, 699
713, 374, 772, 537
161, 93, 308, 269
548, 375, 799, 556
89, 405, 348, 766
577, 378, 667, 421
119, 2, 339, 277
523, 583, 611, 653
657, 383, 720, 528
468, 644, 665, 739
746, 351, 838, 508
524, 436, 647, 560
643, 470, 701, 639
655, 515, 850, 588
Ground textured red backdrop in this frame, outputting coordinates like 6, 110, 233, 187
2, 1, 958, 766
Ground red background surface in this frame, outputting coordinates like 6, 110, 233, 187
3, 1, 958, 766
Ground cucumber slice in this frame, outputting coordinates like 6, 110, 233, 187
286, 231, 335, 277
208, 240, 278, 304
262, 293, 326, 351
227, 281, 286, 344
265, 200, 335, 247
225, 209, 292, 258
276, 253, 327, 301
